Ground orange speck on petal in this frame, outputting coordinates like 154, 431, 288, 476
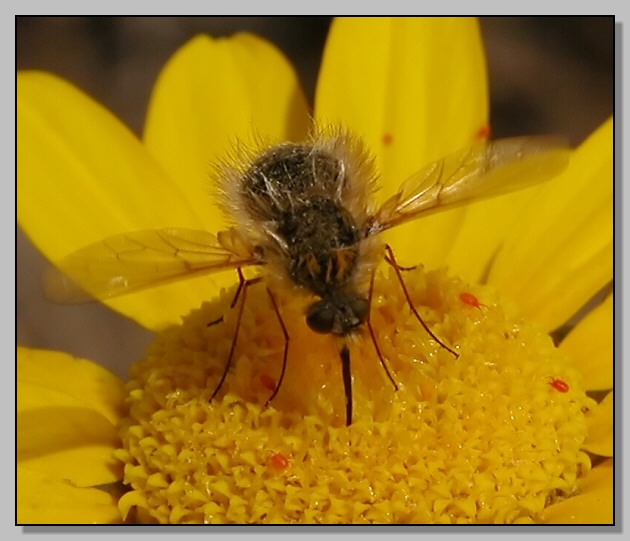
459, 292, 486, 312
382, 133, 393, 146
476, 125, 492, 140
550, 378, 570, 393
270, 452, 290, 471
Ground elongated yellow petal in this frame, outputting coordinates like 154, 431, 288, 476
18, 467, 122, 524
17, 347, 124, 486
17, 347, 125, 424
445, 185, 550, 283
315, 17, 488, 268
541, 459, 613, 524
436, 138, 571, 283
316, 17, 488, 184
560, 293, 612, 391
582, 391, 613, 457
144, 33, 309, 235
18, 71, 229, 329
17, 71, 202, 248
488, 118, 613, 331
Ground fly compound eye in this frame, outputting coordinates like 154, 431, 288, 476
306, 300, 335, 334
349, 297, 370, 325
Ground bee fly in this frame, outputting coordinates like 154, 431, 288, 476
44, 128, 570, 426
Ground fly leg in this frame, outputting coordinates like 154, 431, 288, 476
264, 288, 290, 408
210, 267, 263, 400
384, 244, 458, 358
207, 266, 260, 327
366, 270, 399, 391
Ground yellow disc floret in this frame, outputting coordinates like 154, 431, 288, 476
115, 266, 594, 524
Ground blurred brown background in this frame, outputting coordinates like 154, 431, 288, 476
16, 16, 614, 377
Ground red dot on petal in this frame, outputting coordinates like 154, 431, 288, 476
382, 133, 393, 146
477, 125, 492, 140
459, 292, 487, 314
270, 453, 290, 470
550, 378, 570, 393
460, 292, 480, 307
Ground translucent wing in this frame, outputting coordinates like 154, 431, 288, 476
369, 136, 571, 233
43, 227, 262, 303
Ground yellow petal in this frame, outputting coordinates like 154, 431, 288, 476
315, 17, 488, 268
17, 466, 122, 524
488, 117, 613, 331
445, 185, 550, 284
17, 71, 225, 329
144, 33, 309, 236
17, 347, 125, 424
17, 347, 124, 486
316, 17, 488, 183
541, 459, 613, 524
17, 71, 202, 248
582, 391, 613, 457
560, 293, 612, 391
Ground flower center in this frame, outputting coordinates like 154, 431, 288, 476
115, 266, 592, 524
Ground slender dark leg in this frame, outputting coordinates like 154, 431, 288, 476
264, 288, 290, 407
211, 268, 263, 400
207, 315, 223, 326
366, 270, 398, 391
340, 344, 353, 426
384, 245, 459, 358
207, 267, 258, 327
384, 255, 416, 272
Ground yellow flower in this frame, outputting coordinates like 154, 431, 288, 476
17, 18, 612, 524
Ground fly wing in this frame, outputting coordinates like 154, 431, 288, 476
369, 136, 571, 234
43, 227, 262, 303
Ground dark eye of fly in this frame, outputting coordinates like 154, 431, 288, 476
306, 300, 335, 334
